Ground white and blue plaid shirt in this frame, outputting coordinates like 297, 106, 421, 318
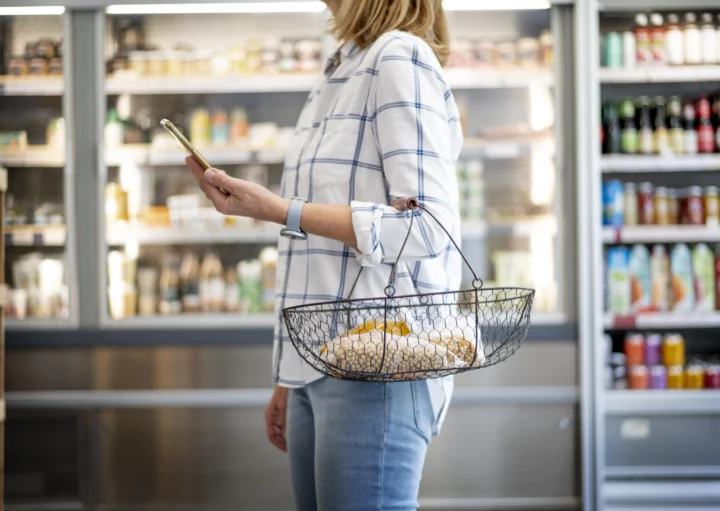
273, 31, 463, 433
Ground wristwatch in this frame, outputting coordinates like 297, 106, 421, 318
280, 197, 308, 240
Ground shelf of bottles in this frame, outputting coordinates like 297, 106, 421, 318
1, 14, 69, 325
598, 9, 720, 399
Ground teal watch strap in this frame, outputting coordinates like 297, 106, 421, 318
280, 197, 307, 240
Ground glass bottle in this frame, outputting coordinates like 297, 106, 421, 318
666, 14, 685, 65
200, 252, 225, 312
636, 96, 654, 155
619, 99, 638, 154
700, 13, 717, 64
652, 96, 669, 154
683, 100, 698, 154
179, 251, 201, 313
650, 13, 666, 64
684, 13, 701, 65
667, 96, 684, 154
635, 13, 652, 65
602, 103, 622, 154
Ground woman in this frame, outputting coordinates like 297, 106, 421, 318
186, 0, 462, 508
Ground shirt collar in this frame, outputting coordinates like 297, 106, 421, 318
324, 40, 360, 76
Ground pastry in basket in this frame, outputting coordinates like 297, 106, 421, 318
343, 319, 411, 336
415, 327, 485, 367
319, 329, 467, 377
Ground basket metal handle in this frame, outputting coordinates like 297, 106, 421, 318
385, 198, 483, 297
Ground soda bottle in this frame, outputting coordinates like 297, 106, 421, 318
602, 103, 621, 154
652, 96, 669, 154
667, 96, 684, 154
696, 95, 715, 153
683, 101, 698, 154
620, 99, 638, 154
636, 96, 654, 155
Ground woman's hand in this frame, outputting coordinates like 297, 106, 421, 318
186, 156, 289, 223
265, 385, 289, 453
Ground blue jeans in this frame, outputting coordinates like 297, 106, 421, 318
287, 377, 433, 511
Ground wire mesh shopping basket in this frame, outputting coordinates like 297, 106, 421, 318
283, 198, 535, 382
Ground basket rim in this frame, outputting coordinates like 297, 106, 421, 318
282, 286, 536, 314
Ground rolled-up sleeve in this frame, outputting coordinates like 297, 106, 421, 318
351, 37, 462, 267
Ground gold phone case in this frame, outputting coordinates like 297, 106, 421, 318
160, 118, 211, 170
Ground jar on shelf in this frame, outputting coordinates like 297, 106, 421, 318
539, 30, 553, 67
683, 186, 705, 225
166, 51, 183, 76
704, 186, 719, 225
129, 51, 148, 75
654, 186, 670, 225
638, 182, 654, 225
517, 38, 539, 68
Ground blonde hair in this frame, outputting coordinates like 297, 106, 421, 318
331, 0, 451, 66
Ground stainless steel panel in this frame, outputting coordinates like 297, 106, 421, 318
605, 416, 720, 470
8, 343, 577, 392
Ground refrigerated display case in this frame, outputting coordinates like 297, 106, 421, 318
0, 11, 77, 331
581, 1, 720, 509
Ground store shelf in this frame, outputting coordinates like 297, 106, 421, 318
461, 137, 555, 159
600, 65, 720, 84
601, 154, 720, 173
107, 224, 281, 246
604, 312, 720, 330
444, 68, 554, 89
602, 225, 720, 244
6, 225, 66, 246
106, 73, 320, 95
5, 318, 76, 331
106, 145, 287, 167
104, 313, 276, 330
605, 390, 720, 416
0, 146, 65, 167
488, 216, 558, 237
0, 76, 64, 96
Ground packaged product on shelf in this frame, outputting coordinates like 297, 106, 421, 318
278, 40, 298, 73
619, 99, 638, 154
13, 254, 67, 319
666, 14, 684, 66
105, 183, 129, 228
670, 243, 694, 312
225, 268, 240, 313
645, 333, 662, 366
517, 38, 539, 68
683, 186, 704, 225
622, 30, 636, 68
624, 333, 645, 366
654, 187, 670, 225
634, 14, 652, 65
539, 30, 553, 67
692, 243, 716, 312
7, 56, 28, 76
650, 245, 670, 312
652, 97, 669, 154
200, 252, 225, 313
260, 247, 279, 312
238, 259, 263, 313
211, 109, 229, 146
47, 118, 66, 148
623, 183, 638, 226
700, 13, 717, 65
7, 289, 28, 320
649, 13, 666, 64
0, 131, 28, 150
685, 364, 705, 389
613, 365, 628, 389
295, 39, 322, 72
696, 96, 715, 153
638, 182, 654, 225
159, 254, 182, 315
137, 267, 158, 316
249, 123, 278, 150
475, 40, 495, 67
629, 245, 651, 313
108, 251, 137, 319
662, 333, 686, 367
602, 180, 624, 226
607, 247, 631, 315
649, 365, 667, 389
190, 108, 211, 146
715, 246, 720, 311
167, 194, 202, 229
495, 41, 516, 67
683, 101, 698, 154
210, 52, 231, 76
667, 365, 685, 389
629, 364, 649, 390
230, 108, 250, 142
668, 188, 681, 225
667, 97, 684, 154
684, 13, 702, 65
602, 103, 621, 154
180, 252, 201, 313
636, 97, 654, 155
706, 365, 720, 389
261, 38, 281, 74
704, 187, 719, 226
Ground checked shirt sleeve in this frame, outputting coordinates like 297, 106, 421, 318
351, 37, 462, 267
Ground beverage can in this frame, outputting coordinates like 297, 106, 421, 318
685, 365, 705, 389
624, 333, 646, 365
667, 365, 685, 389
649, 365, 667, 389
662, 334, 686, 367
645, 333, 662, 366
629, 365, 649, 390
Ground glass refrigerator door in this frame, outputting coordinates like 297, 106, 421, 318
1, 11, 74, 328
445, 7, 563, 319
102, 6, 328, 326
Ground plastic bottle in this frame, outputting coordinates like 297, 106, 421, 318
179, 251, 201, 313
634, 13, 652, 65
684, 13, 702, 65
700, 13, 717, 64
683, 100, 698, 154
104, 108, 124, 149
666, 14, 685, 65
199, 252, 225, 312
650, 13, 666, 64
667, 96, 684, 154
622, 31, 636, 68
696, 95, 715, 153
636, 96, 654, 155
652, 96, 669, 154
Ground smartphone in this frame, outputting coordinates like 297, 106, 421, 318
160, 118, 211, 170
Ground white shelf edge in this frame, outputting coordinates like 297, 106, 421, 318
103, 313, 276, 330
602, 225, 720, 244
530, 312, 569, 325
601, 154, 720, 172
0, 76, 64, 96
600, 65, 720, 84
0, 148, 65, 168
5, 318, 77, 331
604, 311, 720, 329
107, 225, 281, 246
605, 390, 720, 415
106, 74, 320, 95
